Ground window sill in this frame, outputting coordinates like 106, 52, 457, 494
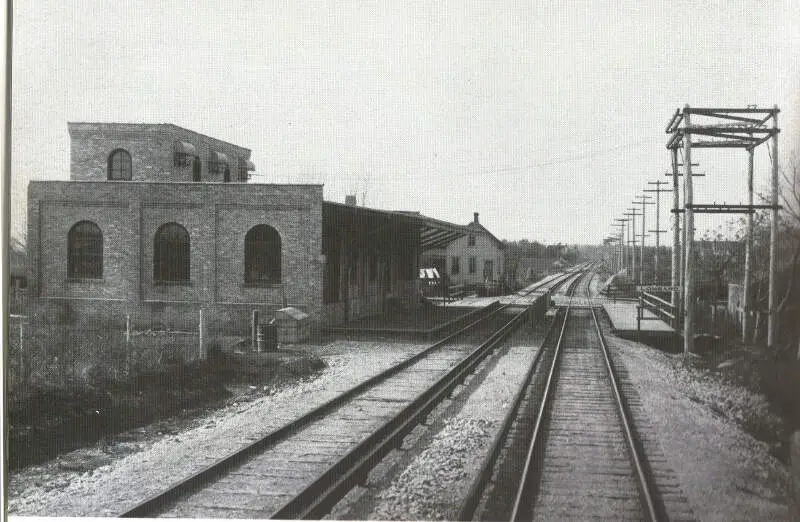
154, 281, 192, 287
66, 277, 104, 283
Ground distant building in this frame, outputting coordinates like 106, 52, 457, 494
28, 123, 328, 339
27, 122, 465, 345
422, 212, 504, 288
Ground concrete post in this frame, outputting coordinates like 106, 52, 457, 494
199, 308, 205, 359
791, 431, 800, 519
251, 309, 259, 351
683, 106, 695, 354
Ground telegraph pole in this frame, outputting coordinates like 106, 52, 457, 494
633, 195, 654, 284
684, 105, 695, 354
743, 143, 754, 342
665, 105, 778, 350
768, 106, 779, 348
624, 208, 641, 284
614, 218, 628, 273
644, 181, 670, 283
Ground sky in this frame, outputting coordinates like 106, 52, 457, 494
8, 0, 800, 245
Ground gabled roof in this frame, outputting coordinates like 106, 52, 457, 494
465, 221, 505, 249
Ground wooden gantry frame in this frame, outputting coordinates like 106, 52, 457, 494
666, 106, 780, 353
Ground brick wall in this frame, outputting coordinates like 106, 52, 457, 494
68, 123, 252, 183
28, 181, 323, 335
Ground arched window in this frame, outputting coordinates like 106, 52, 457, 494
107, 149, 132, 180
244, 225, 281, 284
192, 157, 201, 182
154, 223, 190, 283
68, 221, 103, 278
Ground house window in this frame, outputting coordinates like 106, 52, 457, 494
469, 257, 476, 274
107, 149, 132, 180
483, 260, 494, 280
451, 256, 460, 275
68, 221, 103, 279
154, 223, 190, 283
468, 235, 476, 246
244, 225, 281, 284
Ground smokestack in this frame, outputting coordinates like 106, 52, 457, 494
473, 212, 479, 224
345, 195, 357, 206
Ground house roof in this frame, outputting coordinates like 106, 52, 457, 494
465, 221, 505, 248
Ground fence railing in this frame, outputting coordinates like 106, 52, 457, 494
637, 289, 678, 331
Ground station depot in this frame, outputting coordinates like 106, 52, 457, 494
27, 123, 503, 357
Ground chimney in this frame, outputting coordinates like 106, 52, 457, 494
345, 195, 357, 206
473, 212, 479, 224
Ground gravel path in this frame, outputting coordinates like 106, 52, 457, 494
605, 333, 791, 521
7, 340, 428, 517
367, 343, 539, 520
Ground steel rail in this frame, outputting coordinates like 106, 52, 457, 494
591, 306, 663, 521
269, 301, 532, 519
269, 267, 586, 519
120, 268, 580, 518
456, 267, 590, 520
119, 300, 500, 517
509, 277, 661, 522
508, 282, 576, 521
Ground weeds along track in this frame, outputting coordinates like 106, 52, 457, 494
119, 269, 581, 519
461, 267, 664, 521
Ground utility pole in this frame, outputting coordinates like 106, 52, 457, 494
768, 106, 779, 348
743, 142, 754, 342
644, 181, 670, 284
684, 105, 695, 354
665, 105, 779, 351
633, 194, 654, 284
614, 219, 628, 274
669, 149, 681, 321
663, 167, 704, 321
624, 208, 641, 285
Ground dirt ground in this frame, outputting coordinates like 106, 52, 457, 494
7, 348, 327, 470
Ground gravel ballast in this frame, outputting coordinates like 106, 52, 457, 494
7, 340, 428, 517
7, 326, 793, 520
367, 343, 539, 520
605, 333, 791, 521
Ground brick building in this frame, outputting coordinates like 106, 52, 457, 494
27, 122, 466, 347
28, 123, 323, 342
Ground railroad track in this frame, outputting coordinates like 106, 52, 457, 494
460, 267, 664, 521
119, 267, 584, 518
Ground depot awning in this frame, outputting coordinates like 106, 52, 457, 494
210, 151, 229, 164
419, 268, 440, 279
174, 141, 197, 155
323, 202, 468, 251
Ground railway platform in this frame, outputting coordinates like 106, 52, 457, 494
323, 301, 490, 338
602, 301, 676, 339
